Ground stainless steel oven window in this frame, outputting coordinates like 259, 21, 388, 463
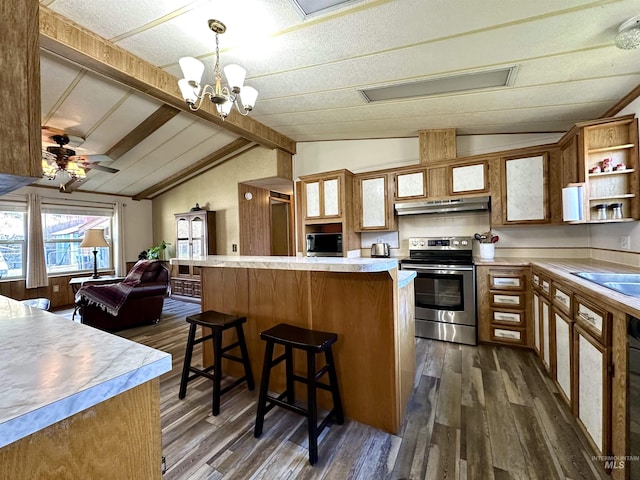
414, 272, 465, 310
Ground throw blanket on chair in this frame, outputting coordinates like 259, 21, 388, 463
76, 260, 155, 316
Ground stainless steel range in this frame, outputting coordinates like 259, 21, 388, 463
400, 236, 477, 346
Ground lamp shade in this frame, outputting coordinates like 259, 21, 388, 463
80, 229, 109, 248
223, 64, 246, 91
179, 57, 205, 86
178, 79, 200, 104
240, 86, 259, 110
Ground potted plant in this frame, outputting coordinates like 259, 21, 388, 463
142, 240, 169, 260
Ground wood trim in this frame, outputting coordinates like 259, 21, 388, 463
238, 183, 271, 256
610, 312, 628, 480
600, 84, 640, 118
132, 138, 255, 200
106, 104, 180, 160
38, 6, 296, 155
419, 128, 456, 163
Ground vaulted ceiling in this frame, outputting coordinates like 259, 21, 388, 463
37, 0, 640, 198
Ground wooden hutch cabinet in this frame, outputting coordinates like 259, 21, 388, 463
171, 210, 216, 299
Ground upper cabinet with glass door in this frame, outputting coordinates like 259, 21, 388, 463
300, 169, 354, 224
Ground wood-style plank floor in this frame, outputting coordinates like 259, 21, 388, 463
56, 298, 609, 479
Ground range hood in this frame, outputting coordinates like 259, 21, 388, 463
395, 196, 490, 215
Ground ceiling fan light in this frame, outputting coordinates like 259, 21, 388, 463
179, 57, 205, 86
615, 16, 640, 49
41, 158, 57, 178
240, 86, 258, 110
223, 64, 246, 93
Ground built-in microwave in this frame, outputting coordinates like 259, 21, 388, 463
306, 233, 343, 257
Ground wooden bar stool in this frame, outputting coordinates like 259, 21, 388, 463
254, 323, 344, 465
178, 310, 254, 416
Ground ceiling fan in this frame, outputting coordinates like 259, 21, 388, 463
41, 126, 119, 192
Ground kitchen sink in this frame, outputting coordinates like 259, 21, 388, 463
572, 272, 640, 298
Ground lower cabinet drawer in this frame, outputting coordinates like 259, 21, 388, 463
490, 326, 527, 345
491, 309, 525, 327
490, 291, 525, 308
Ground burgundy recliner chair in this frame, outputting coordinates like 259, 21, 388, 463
78, 261, 170, 332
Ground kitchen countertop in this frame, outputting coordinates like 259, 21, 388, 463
398, 270, 417, 288
170, 255, 400, 273
476, 256, 640, 318
0, 296, 171, 449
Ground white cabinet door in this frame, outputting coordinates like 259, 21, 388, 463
305, 181, 321, 218
396, 170, 425, 199
542, 298, 551, 371
360, 176, 387, 229
505, 155, 547, 222
451, 163, 486, 193
554, 311, 572, 404
575, 326, 608, 455
322, 178, 340, 217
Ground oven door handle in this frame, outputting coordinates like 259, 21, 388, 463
401, 264, 474, 272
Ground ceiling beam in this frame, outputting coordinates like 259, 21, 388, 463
132, 137, 256, 200
107, 104, 181, 160
38, 5, 296, 155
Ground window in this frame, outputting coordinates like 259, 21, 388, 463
42, 204, 113, 275
0, 207, 26, 279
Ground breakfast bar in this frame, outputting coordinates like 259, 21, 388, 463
171, 255, 416, 434
0, 296, 171, 479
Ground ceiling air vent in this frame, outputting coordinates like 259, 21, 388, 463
290, 0, 364, 17
360, 66, 518, 103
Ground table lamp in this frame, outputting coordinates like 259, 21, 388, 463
80, 229, 109, 278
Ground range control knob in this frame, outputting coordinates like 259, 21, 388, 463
461, 240, 468, 246
419, 240, 425, 246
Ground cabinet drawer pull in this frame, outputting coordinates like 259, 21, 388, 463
494, 294, 520, 305
554, 294, 568, 305
578, 311, 597, 326
494, 278, 520, 287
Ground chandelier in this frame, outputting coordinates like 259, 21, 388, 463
42, 135, 87, 183
178, 19, 259, 120
615, 15, 640, 50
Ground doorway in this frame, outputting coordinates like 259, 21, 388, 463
270, 193, 294, 256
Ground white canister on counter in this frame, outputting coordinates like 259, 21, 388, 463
479, 243, 495, 260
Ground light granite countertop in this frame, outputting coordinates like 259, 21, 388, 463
170, 255, 400, 273
0, 296, 171, 449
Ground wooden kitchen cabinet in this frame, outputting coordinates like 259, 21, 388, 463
300, 169, 354, 223
393, 167, 427, 201
580, 116, 639, 223
503, 153, 549, 224
554, 309, 574, 407
449, 161, 488, 195
354, 171, 397, 231
477, 266, 529, 346
574, 323, 611, 456
171, 210, 216, 300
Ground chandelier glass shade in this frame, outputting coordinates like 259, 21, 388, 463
177, 19, 259, 119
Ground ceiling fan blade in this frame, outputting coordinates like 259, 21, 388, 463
84, 163, 119, 174
72, 154, 113, 163
59, 178, 77, 193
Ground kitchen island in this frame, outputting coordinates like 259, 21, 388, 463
0, 295, 171, 479
171, 255, 416, 434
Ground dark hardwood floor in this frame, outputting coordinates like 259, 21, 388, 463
55, 298, 609, 479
